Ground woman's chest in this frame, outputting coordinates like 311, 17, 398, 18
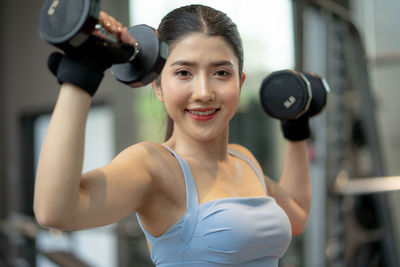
187, 158, 267, 204
183, 197, 292, 262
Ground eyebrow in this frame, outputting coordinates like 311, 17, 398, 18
170, 60, 234, 68
170, 60, 197, 67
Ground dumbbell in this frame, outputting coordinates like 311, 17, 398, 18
259, 70, 330, 120
39, 0, 168, 88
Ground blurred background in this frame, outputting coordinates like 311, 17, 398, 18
0, 0, 399, 266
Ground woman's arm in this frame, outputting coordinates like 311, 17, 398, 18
34, 84, 153, 230
265, 140, 311, 235
34, 12, 146, 230
34, 83, 91, 228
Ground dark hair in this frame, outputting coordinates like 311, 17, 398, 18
157, 5, 244, 141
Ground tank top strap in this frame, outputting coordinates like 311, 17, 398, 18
228, 147, 268, 194
162, 145, 199, 210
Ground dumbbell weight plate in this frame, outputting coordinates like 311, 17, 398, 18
111, 25, 168, 88
259, 70, 312, 120
302, 73, 329, 117
39, 0, 99, 49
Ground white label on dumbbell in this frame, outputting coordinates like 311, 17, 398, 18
48, 0, 60, 16
284, 96, 296, 108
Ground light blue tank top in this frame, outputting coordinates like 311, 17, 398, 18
137, 146, 292, 266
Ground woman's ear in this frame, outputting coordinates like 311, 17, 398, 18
240, 72, 246, 88
152, 80, 164, 102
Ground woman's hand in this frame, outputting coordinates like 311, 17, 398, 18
98, 11, 137, 46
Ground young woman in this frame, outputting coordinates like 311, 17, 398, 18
34, 5, 311, 266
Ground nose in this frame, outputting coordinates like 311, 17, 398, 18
192, 74, 216, 102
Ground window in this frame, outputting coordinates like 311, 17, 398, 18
33, 105, 117, 267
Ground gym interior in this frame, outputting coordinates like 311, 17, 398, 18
1, 0, 399, 266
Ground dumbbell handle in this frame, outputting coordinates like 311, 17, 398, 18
39, 0, 167, 88
302, 72, 330, 118
39, 0, 136, 64
295, 72, 312, 119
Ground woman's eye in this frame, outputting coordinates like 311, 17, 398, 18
215, 70, 231, 78
175, 70, 191, 77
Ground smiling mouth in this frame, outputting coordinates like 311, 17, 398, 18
189, 109, 218, 115
186, 108, 220, 120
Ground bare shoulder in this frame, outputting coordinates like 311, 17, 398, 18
89, 142, 169, 195
115, 142, 186, 232
83, 141, 165, 192
112, 141, 161, 161
111, 142, 168, 170
229, 144, 276, 194
228, 143, 262, 169
111, 141, 184, 198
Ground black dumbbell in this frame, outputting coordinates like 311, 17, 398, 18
259, 70, 330, 120
39, 0, 168, 88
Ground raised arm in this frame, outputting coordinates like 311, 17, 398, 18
258, 70, 328, 235
33, 83, 90, 229
230, 142, 311, 236
33, 84, 154, 230
265, 141, 310, 235
34, 12, 147, 230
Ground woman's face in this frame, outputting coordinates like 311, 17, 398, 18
154, 33, 245, 142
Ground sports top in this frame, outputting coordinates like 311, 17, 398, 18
137, 145, 292, 266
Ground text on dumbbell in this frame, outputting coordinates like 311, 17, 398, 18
284, 96, 296, 108
47, 0, 60, 16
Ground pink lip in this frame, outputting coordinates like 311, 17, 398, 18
186, 108, 220, 121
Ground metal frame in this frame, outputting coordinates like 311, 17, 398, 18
299, 0, 399, 266
335, 173, 400, 195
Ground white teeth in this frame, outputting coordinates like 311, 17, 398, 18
190, 110, 216, 116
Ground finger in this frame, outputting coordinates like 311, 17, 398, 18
120, 27, 137, 46
107, 16, 118, 32
98, 11, 122, 33
116, 21, 123, 33
98, 11, 109, 26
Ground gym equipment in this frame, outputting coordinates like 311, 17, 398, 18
39, 0, 168, 88
111, 26, 168, 88
334, 171, 400, 195
259, 70, 330, 121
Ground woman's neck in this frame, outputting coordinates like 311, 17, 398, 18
165, 126, 230, 162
